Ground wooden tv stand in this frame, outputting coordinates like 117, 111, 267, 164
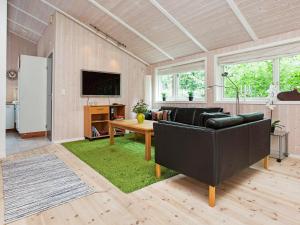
84, 104, 125, 140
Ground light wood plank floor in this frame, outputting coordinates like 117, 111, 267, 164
1, 144, 300, 225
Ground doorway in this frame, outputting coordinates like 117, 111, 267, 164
6, 55, 51, 155
47, 53, 53, 141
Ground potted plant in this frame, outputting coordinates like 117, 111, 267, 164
132, 100, 148, 124
188, 91, 194, 101
271, 120, 284, 133
162, 92, 166, 101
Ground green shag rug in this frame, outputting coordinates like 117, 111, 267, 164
62, 134, 177, 193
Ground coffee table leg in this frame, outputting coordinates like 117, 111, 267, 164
109, 123, 115, 145
145, 131, 151, 161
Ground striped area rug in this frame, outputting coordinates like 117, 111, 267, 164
2, 154, 94, 223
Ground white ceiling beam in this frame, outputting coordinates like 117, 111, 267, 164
40, 0, 150, 66
7, 18, 42, 36
149, 0, 208, 52
8, 2, 48, 26
226, 0, 258, 41
88, 0, 174, 60
8, 30, 38, 44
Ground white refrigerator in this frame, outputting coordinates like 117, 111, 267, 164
16, 55, 47, 134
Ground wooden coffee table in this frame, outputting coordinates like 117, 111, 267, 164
109, 119, 155, 161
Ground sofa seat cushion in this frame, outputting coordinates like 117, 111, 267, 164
206, 116, 244, 129
239, 112, 264, 123
199, 112, 231, 127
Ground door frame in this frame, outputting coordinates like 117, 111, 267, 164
46, 52, 54, 141
0, 0, 7, 158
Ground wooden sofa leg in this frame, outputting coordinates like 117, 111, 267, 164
263, 155, 269, 169
156, 164, 161, 178
209, 186, 216, 207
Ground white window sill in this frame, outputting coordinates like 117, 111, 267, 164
155, 100, 207, 104
215, 100, 300, 105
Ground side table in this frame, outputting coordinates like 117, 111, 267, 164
270, 130, 289, 162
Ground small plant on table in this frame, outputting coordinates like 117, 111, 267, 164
132, 100, 148, 124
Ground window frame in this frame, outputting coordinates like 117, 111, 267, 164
214, 51, 300, 105
155, 58, 207, 103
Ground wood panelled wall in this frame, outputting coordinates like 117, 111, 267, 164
38, 13, 147, 142
149, 29, 300, 155
6, 32, 37, 102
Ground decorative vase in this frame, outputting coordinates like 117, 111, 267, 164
188, 96, 194, 101
162, 96, 166, 101
137, 113, 145, 124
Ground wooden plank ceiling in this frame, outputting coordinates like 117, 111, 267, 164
7, 0, 300, 64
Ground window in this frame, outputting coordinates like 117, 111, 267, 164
156, 61, 206, 101
217, 42, 300, 102
177, 71, 206, 99
157, 74, 173, 99
279, 54, 300, 92
223, 60, 273, 99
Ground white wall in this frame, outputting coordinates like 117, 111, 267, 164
0, 0, 7, 158
38, 13, 147, 142
6, 32, 37, 102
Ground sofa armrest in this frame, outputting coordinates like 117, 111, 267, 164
154, 121, 218, 186
214, 119, 271, 183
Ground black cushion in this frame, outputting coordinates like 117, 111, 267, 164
194, 108, 224, 125
144, 110, 152, 120
206, 116, 244, 129
198, 112, 231, 127
239, 112, 264, 123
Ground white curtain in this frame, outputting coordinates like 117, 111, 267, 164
144, 75, 152, 106
218, 41, 300, 65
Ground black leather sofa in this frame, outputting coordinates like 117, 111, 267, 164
154, 112, 271, 207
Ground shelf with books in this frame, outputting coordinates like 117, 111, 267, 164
84, 105, 125, 140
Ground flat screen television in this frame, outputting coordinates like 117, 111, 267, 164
81, 70, 121, 96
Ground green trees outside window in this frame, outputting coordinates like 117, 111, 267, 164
279, 54, 300, 92
223, 60, 273, 98
178, 71, 205, 98
222, 54, 300, 99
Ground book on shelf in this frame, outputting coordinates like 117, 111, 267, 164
92, 126, 100, 137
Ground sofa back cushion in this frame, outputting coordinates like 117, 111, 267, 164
239, 112, 264, 123
206, 116, 244, 129
198, 112, 231, 127
174, 108, 196, 125
173, 107, 224, 125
